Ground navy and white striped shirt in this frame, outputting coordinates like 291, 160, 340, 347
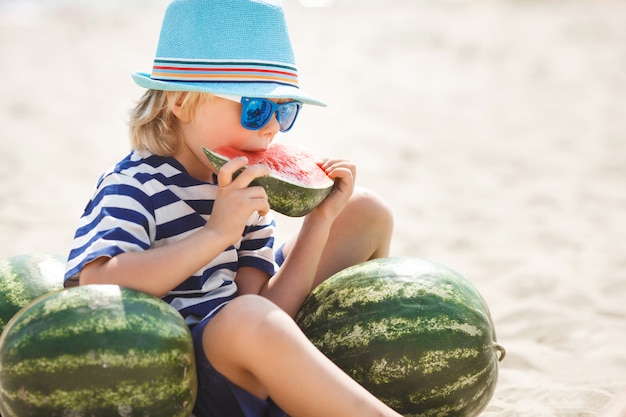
65, 150, 277, 325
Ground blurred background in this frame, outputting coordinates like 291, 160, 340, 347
1, 0, 625, 415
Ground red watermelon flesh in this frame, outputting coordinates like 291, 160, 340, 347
212, 142, 331, 187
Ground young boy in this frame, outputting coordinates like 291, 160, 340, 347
64, 0, 396, 416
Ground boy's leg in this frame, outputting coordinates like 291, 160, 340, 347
283, 186, 394, 287
202, 294, 401, 417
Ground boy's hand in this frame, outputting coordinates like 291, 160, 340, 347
206, 157, 270, 244
312, 158, 356, 221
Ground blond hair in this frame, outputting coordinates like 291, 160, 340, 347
128, 90, 209, 156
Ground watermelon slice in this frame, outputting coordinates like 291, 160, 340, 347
202, 142, 334, 217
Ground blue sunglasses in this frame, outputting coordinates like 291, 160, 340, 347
216, 95, 302, 132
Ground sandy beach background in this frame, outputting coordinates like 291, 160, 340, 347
1, 0, 625, 415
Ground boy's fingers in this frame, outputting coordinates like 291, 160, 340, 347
218, 157, 248, 187
231, 164, 271, 188
319, 159, 357, 180
255, 193, 271, 217
218, 158, 270, 189
323, 165, 355, 184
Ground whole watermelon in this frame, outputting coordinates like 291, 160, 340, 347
0, 284, 197, 417
0, 253, 65, 334
296, 257, 505, 417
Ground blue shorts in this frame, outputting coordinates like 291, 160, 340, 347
191, 244, 287, 417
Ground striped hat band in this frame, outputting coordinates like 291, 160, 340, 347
151, 58, 299, 87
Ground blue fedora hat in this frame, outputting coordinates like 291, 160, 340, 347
132, 0, 326, 106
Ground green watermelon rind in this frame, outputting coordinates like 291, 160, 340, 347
0, 284, 197, 417
295, 256, 503, 417
202, 146, 334, 217
0, 253, 65, 334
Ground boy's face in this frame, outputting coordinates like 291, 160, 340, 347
173, 95, 283, 179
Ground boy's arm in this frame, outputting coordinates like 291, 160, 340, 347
80, 226, 232, 297
258, 159, 356, 318
80, 159, 271, 297
261, 215, 334, 317
233, 210, 333, 299
235, 266, 272, 296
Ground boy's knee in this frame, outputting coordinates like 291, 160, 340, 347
216, 294, 276, 328
342, 187, 394, 259
348, 187, 394, 230
202, 295, 282, 360
209, 295, 293, 342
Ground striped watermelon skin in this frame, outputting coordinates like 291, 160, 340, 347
0, 253, 65, 334
295, 257, 505, 417
0, 285, 197, 417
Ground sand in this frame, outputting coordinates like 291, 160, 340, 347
1, 0, 625, 415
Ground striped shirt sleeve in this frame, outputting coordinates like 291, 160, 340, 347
64, 173, 155, 284
238, 218, 278, 277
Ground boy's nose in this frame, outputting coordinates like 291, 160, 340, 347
260, 112, 281, 136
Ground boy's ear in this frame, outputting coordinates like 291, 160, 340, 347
167, 91, 191, 123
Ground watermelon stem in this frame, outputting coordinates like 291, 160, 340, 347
495, 344, 506, 362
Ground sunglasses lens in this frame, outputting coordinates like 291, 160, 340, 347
242, 98, 273, 130
276, 102, 300, 132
